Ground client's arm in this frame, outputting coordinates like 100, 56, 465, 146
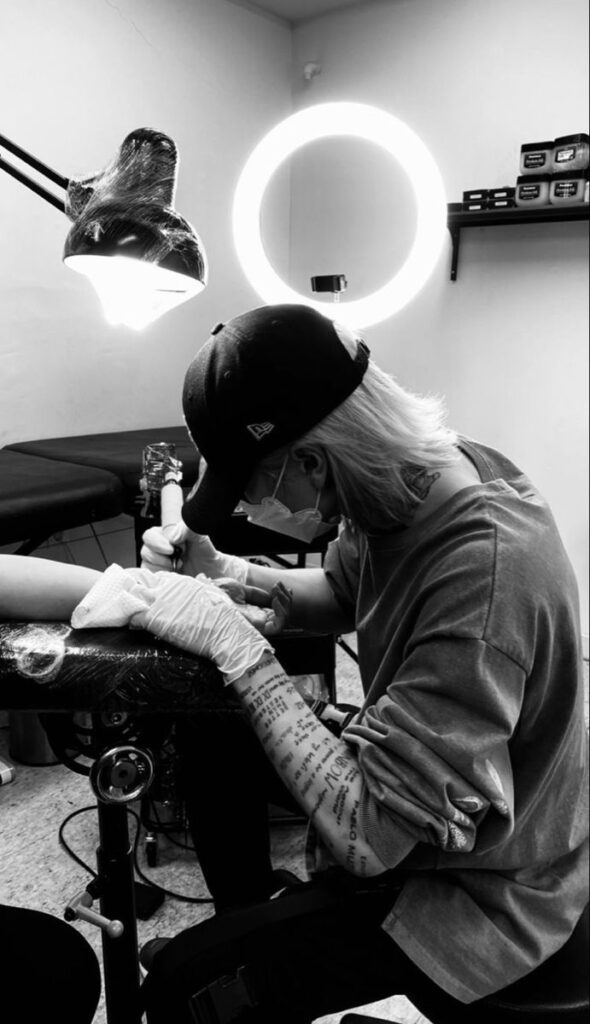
0, 555, 100, 621
244, 562, 351, 634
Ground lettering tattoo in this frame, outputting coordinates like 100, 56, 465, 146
233, 656, 386, 877
244, 651, 275, 678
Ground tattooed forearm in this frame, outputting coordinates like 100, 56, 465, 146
231, 654, 388, 877
244, 651, 275, 678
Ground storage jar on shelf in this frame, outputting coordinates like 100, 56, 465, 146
515, 174, 551, 207
549, 170, 589, 205
519, 141, 554, 175
552, 134, 589, 173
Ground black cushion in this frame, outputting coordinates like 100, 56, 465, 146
5, 427, 200, 501
0, 450, 124, 545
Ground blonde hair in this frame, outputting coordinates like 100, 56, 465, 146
299, 361, 459, 532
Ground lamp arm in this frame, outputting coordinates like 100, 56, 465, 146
0, 131, 69, 214
0, 132, 69, 188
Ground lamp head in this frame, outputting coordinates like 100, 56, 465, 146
63, 128, 207, 329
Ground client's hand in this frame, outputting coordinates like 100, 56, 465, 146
140, 521, 248, 584
71, 565, 272, 685
213, 578, 292, 636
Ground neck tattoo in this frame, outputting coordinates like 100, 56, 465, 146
401, 464, 441, 503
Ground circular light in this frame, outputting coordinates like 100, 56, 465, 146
232, 102, 447, 329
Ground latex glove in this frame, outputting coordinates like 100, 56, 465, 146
140, 521, 248, 584
213, 578, 292, 637
71, 565, 272, 685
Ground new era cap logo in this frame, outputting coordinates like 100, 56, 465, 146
247, 422, 275, 441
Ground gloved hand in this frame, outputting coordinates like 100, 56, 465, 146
140, 521, 249, 584
71, 565, 273, 685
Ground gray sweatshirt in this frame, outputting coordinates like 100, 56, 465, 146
321, 437, 588, 1003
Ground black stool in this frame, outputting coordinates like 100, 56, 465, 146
341, 901, 589, 1023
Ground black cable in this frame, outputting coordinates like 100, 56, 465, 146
58, 806, 98, 878
127, 807, 213, 904
57, 803, 213, 904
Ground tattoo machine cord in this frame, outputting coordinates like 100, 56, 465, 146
58, 804, 213, 905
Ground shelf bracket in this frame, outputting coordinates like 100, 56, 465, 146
449, 225, 461, 281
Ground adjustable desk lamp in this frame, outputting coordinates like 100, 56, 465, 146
0, 127, 208, 328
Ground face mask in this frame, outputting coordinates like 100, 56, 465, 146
239, 457, 337, 543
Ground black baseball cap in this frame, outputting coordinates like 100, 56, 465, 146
181, 304, 370, 534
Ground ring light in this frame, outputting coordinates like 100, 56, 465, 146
232, 102, 447, 329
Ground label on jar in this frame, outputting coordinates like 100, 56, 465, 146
553, 181, 579, 197
518, 183, 541, 199
523, 152, 548, 168
555, 146, 577, 164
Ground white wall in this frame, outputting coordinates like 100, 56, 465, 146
290, 0, 589, 638
0, 0, 292, 444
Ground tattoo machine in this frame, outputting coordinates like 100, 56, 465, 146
140, 442, 184, 571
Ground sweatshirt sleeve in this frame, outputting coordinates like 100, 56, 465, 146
343, 637, 525, 867
323, 522, 362, 617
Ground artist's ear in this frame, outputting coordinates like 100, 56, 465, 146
290, 445, 328, 488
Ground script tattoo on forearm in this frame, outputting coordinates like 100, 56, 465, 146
235, 656, 385, 876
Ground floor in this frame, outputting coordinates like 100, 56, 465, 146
0, 639, 432, 1024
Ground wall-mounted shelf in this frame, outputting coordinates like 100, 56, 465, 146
447, 204, 589, 280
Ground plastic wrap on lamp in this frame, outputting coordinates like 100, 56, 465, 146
63, 128, 207, 329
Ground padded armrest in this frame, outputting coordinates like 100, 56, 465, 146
0, 621, 228, 714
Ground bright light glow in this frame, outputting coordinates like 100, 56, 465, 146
232, 102, 447, 329
65, 255, 205, 330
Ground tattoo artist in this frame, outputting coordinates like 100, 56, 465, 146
73, 304, 587, 1023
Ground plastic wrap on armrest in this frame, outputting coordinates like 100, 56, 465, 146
0, 622, 238, 715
